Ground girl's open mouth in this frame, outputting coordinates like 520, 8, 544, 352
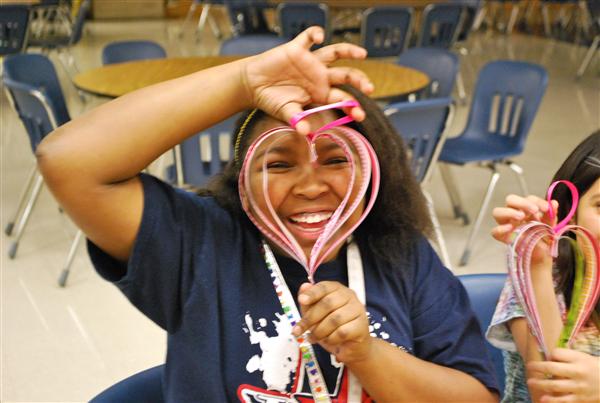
287, 211, 333, 239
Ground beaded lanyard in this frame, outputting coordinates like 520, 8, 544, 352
239, 101, 379, 401
508, 180, 600, 357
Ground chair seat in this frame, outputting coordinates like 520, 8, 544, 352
440, 134, 522, 165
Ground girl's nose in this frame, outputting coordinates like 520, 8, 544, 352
291, 165, 329, 200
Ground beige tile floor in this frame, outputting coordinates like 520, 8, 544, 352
1, 17, 599, 402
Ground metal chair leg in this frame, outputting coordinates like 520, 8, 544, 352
506, 4, 520, 34
439, 163, 470, 225
456, 71, 467, 105
8, 174, 44, 259
5, 163, 38, 236
179, 0, 200, 37
576, 35, 599, 78
58, 229, 84, 287
206, 5, 223, 39
507, 161, 528, 195
459, 166, 501, 266
423, 190, 452, 271
542, 4, 552, 37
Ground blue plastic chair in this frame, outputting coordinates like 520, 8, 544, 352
438, 60, 548, 266
27, 0, 91, 75
3, 53, 83, 287
90, 365, 164, 402
396, 47, 460, 99
27, 0, 89, 50
417, 3, 465, 48
0, 5, 30, 55
219, 34, 286, 55
360, 6, 413, 58
226, 0, 273, 36
102, 40, 167, 65
384, 98, 454, 269
171, 116, 238, 188
277, 2, 329, 41
458, 273, 507, 396
453, 0, 483, 42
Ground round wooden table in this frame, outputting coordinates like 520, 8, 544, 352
73, 56, 429, 101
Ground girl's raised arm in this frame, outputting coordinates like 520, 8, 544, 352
36, 27, 372, 262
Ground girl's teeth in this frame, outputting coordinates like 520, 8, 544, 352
290, 212, 332, 224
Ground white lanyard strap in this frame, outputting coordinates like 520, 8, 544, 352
261, 240, 365, 402
346, 242, 364, 403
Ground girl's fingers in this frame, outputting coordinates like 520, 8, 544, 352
294, 289, 351, 336
527, 377, 578, 394
539, 395, 579, 402
278, 101, 311, 135
492, 206, 526, 224
505, 194, 542, 216
491, 223, 514, 243
309, 304, 363, 343
291, 26, 325, 50
324, 88, 366, 122
527, 361, 578, 380
327, 67, 374, 95
313, 42, 368, 65
503, 194, 558, 225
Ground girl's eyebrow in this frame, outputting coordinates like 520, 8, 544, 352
254, 145, 293, 160
317, 142, 344, 153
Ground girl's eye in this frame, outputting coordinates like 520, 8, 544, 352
324, 156, 349, 165
266, 161, 292, 170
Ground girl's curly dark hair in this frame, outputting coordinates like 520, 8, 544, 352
198, 85, 432, 264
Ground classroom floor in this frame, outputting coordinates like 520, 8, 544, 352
1, 16, 599, 402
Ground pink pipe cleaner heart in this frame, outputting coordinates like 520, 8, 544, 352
238, 100, 380, 280
508, 180, 600, 357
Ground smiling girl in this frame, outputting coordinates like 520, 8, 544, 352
37, 27, 499, 402
487, 131, 600, 403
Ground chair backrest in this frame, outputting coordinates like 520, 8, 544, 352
225, 0, 272, 35
360, 6, 413, 58
384, 97, 453, 183
277, 2, 329, 41
219, 34, 287, 55
3, 54, 70, 152
417, 3, 464, 48
0, 5, 30, 55
90, 365, 164, 402
587, 0, 600, 27
2, 58, 66, 152
68, 0, 90, 45
452, 0, 482, 42
397, 47, 459, 99
462, 60, 548, 154
457, 273, 507, 396
173, 115, 238, 187
102, 40, 167, 65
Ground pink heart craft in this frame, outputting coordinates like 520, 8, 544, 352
238, 100, 380, 280
508, 180, 600, 358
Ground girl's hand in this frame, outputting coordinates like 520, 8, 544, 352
491, 194, 558, 265
241, 26, 374, 135
526, 348, 600, 402
292, 281, 373, 364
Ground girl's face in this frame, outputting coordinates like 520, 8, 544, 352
576, 177, 600, 243
244, 112, 366, 262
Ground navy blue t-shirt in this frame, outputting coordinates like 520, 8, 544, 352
88, 174, 499, 402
